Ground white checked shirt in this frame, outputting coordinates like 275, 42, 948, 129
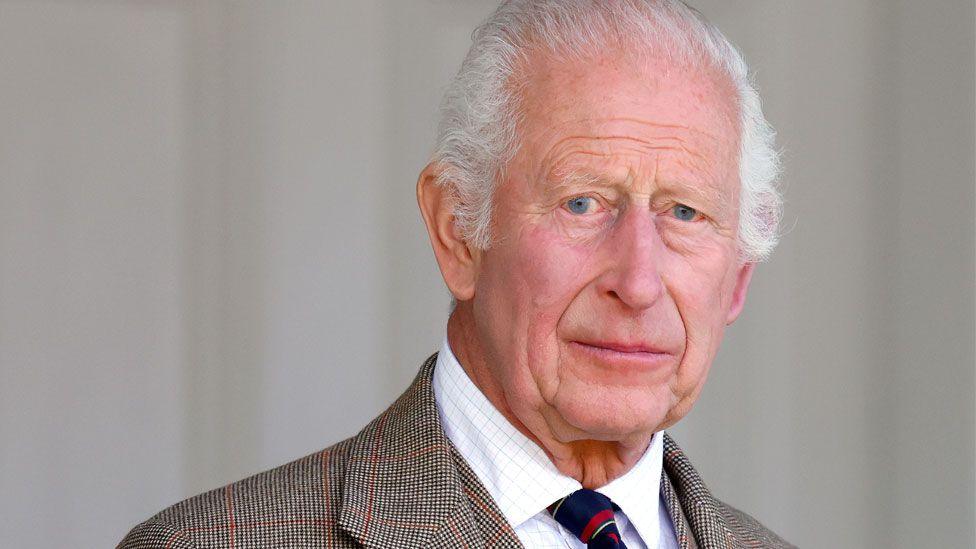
432, 339, 680, 549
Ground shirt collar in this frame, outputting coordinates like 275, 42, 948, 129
600, 425, 664, 545
432, 338, 663, 541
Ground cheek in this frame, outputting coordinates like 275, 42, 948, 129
665, 249, 737, 391
510, 222, 597, 311
476, 221, 597, 351
501, 223, 600, 393
668, 243, 737, 324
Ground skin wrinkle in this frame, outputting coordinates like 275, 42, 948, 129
548, 137, 702, 163
541, 132, 715, 179
540, 134, 735, 224
418, 50, 755, 489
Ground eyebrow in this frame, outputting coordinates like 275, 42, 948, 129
655, 177, 730, 205
545, 168, 622, 190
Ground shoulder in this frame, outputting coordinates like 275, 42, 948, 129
117, 437, 359, 549
711, 497, 797, 549
661, 432, 795, 548
119, 355, 444, 549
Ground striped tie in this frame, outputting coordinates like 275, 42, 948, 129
547, 489, 627, 548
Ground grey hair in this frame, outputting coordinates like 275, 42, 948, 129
431, 0, 782, 262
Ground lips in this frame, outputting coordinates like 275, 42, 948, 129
572, 340, 671, 354
566, 338, 678, 373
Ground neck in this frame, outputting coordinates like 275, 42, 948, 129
446, 306, 652, 489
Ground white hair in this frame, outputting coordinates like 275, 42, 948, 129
431, 0, 782, 262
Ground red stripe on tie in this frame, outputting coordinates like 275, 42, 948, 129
580, 509, 615, 542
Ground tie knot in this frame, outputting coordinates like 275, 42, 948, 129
547, 489, 626, 548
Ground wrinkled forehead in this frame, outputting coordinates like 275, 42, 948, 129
510, 51, 741, 194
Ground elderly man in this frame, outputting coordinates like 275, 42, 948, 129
121, 1, 790, 548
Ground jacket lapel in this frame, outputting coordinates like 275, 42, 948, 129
337, 354, 520, 548
448, 444, 523, 548
661, 469, 700, 549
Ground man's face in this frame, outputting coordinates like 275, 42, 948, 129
469, 52, 752, 444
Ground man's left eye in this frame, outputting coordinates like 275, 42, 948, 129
672, 204, 699, 221
565, 196, 596, 215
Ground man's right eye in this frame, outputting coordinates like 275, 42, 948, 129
565, 196, 595, 215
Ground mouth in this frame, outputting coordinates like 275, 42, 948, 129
568, 340, 675, 371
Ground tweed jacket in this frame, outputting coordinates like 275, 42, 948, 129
120, 354, 794, 549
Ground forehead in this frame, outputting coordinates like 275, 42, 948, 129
512, 51, 741, 191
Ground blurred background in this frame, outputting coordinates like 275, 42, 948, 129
1, 1, 973, 547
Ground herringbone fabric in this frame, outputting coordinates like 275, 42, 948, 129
119, 353, 794, 548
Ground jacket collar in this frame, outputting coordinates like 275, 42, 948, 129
338, 354, 521, 548
661, 432, 734, 548
337, 354, 465, 548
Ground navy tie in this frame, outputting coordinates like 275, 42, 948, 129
547, 489, 628, 548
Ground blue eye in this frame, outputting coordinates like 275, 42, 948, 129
566, 196, 594, 215
672, 204, 698, 221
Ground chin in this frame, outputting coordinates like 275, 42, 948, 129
550, 382, 674, 441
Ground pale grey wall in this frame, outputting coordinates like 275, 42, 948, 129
1, 2, 190, 545
0, 1, 972, 548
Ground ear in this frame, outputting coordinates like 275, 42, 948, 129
416, 163, 481, 301
725, 261, 755, 325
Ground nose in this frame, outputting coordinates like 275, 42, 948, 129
596, 207, 665, 311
